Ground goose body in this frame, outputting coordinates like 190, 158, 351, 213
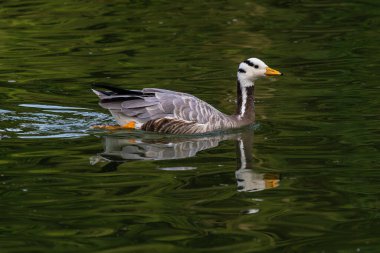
92, 58, 282, 134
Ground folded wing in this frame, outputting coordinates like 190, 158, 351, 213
93, 85, 232, 133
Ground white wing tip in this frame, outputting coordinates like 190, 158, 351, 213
92, 89, 102, 97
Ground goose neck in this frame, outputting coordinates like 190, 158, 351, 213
236, 79, 255, 120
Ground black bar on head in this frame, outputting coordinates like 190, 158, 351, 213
243, 60, 254, 67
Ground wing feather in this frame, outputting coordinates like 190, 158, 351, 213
94, 86, 230, 127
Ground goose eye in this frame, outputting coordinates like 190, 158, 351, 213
254, 65, 259, 69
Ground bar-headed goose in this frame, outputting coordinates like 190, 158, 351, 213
92, 58, 282, 134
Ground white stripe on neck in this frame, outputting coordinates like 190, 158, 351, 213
239, 78, 254, 117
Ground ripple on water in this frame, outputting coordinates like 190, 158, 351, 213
0, 104, 112, 139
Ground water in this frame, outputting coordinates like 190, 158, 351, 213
1, 0, 380, 252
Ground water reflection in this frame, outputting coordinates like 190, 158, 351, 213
92, 129, 280, 192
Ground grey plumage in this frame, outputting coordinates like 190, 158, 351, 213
93, 85, 244, 134
92, 58, 282, 134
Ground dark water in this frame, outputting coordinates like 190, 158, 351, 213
1, 1, 380, 252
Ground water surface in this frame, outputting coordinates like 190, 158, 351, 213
1, 1, 380, 252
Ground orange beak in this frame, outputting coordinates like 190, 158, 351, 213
265, 67, 283, 76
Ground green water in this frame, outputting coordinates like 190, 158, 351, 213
1, 0, 380, 252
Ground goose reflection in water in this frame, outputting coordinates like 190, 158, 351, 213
91, 129, 279, 192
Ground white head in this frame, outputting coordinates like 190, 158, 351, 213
237, 57, 282, 86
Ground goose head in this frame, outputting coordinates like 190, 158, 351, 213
237, 58, 282, 85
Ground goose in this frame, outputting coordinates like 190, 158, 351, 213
92, 58, 282, 134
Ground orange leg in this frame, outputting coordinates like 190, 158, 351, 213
92, 121, 136, 130
123, 121, 136, 129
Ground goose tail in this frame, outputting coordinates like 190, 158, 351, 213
91, 84, 143, 96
